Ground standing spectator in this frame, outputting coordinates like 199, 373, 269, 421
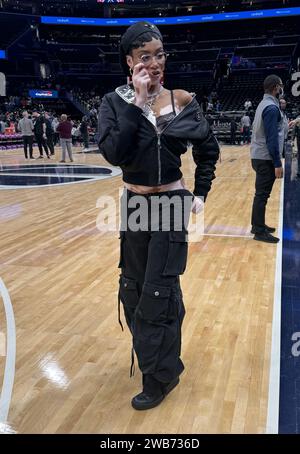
244, 99, 252, 111
279, 98, 289, 158
71, 122, 81, 146
80, 116, 89, 151
207, 101, 213, 112
52, 116, 60, 145
44, 112, 55, 156
0, 116, 6, 134
201, 94, 208, 113
56, 114, 73, 163
250, 74, 284, 243
211, 90, 218, 109
292, 119, 300, 177
18, 111, 34, 159
32, 111, 50, 159
230, 119, 237, 145
241, 112, 251, 144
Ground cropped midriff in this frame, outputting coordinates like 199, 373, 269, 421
124, 179, 185, 195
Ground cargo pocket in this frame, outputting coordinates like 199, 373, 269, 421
134, 283, 172, 374
162, 231, 188, 276
119, 275, 138, 307
137, 282, 171, 322
118, 231, 125, 268
119, 275, 139, 332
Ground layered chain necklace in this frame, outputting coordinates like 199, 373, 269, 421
145, 85, 164, 111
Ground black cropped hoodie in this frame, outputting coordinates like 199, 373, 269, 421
98, 84, 220, 199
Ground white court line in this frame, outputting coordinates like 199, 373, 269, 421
0, 332, 5, 356
214, 176, 252, 179
203, 232, 252, 238
266, 178, 284, 434
0, 278, 16, 424
184, 175, 250, 180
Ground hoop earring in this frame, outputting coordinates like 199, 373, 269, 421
129, 68, 133, 77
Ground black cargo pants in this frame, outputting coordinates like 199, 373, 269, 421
118, 188, 193, 384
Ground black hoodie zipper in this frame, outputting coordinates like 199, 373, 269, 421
116, 86, 196, 186
157, 133, 162, 184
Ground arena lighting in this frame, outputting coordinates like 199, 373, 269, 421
41, 6, 300, 26
0, 50, 6, 59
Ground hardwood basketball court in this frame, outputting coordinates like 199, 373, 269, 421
0, 144, 281, 434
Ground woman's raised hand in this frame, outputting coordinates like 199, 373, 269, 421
132, 63, 151, 108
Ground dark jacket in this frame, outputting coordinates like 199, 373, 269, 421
98, 85, 219, 198
45, 118, 54, 137
33, 116, 45, 137
230, 120, 237, 132
80, 120, 88, 135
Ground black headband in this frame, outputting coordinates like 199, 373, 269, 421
119, 21, 163, 76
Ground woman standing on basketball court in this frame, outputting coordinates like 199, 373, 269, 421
98, 21, 219, 410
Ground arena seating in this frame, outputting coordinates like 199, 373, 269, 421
1, 8, 299, 149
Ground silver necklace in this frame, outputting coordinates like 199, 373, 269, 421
146, 86, 164, 109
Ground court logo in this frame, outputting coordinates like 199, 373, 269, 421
0, 164, 121, 189
291, 332, 300, 357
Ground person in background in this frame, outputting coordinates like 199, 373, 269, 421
279, 98, 289, 158
241, 112, 251, 144
80, 116, 89, 151
18, 111, 34, 159
71, 121, 81, 146
244, 99, 252, 111
0, 116, 6, 134
250, 74, 284, 243
210, 90, 218, 109
32, 111, 50, 159
52, 116, 60, 145
292, 118, 300, 178
207, 101, 213, 112
56, 114, 73, 163
201, 94, 208, 113
44, 112, 55, 156
230, 118, 237, 145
